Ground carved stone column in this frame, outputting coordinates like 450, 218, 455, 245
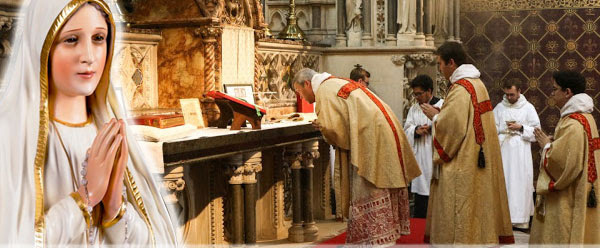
227, 152, 262, 244
198, 26, 222, 92
301, 141, 319, 241
243, 151, 262, 244
336, 0, 347, 47
414, 0, 426, 46
447, 0, 454, 41
454, 0, 460, 42
385, 0, 397, 46
197, 25, 222, 126
424, 0, 435, 47
227, 155, 245, 244
163, 165, 186, 237
284, 143, 304, 242
361, 0, 373, 46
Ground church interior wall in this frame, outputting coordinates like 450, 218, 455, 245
157, 28, 207, 109
323, 51, 409, 121
461, 0, 600, 132
124, 0, 203, 21
461, 0, 600, 179
265, 0, 337, 45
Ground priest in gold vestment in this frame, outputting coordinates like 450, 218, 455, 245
291, 68, 421, 245
422, 42, 514, 244
530, 70, 600, 244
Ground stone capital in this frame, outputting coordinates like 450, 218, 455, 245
163, 166, 186, 192
391, 53, 436, 68
301, 141, 319, 169
226, 154, 245, 184
243, 152, 262, 184
285, 144, 303, 170
194, 26, 222, 42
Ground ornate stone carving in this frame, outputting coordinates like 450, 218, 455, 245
166, 177, 186, 192
112, 34, 161, 110
195, 25, 223, 125
195, 0, 265, 28
204, 43, 217, 92
283, 144, 302, 218
319, 143, 333, 218
194, 0, 226, 18
194, 26, 223, 94
391, 53, 436, 116
285, 145, 303, 170
391, 53, 436, 68
208, 165, 224, 244
272, 148, 285, 229
376, 0, 386, 44
243, 152, 263, 184
163, 166, 187, 228
255, 50, 321, 103
434, 70, 449, 101
0, 9, 19, 89
251, 0, 267, 30
227, 155, 246, 185
196, 26, 223, 40
0, 15, 14, 57
223, 0, 250, 26
302, 141, 319, 169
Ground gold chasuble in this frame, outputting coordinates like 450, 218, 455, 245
426, 78, 514, 244
315, 77, 421, 244
530, 111, 600, 244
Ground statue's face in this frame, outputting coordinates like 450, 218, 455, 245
50, 4, 108, 98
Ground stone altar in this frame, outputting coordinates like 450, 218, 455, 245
145, 121, 334, 244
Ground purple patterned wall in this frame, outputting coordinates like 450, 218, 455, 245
461, 8, 600, 134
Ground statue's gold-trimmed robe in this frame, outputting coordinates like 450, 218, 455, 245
426, 78, 514, 244
530, 112, 600, 244
315, 77, 421, 244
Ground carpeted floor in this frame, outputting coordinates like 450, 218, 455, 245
317, 218, 427, 245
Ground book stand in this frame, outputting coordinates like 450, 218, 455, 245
206, 91, 267, 130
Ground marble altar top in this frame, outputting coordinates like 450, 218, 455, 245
139, 114, 321, 173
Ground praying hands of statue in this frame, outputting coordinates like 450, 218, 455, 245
534, 127, 551, 148
420, 103, 440, 120
102, 119, 129, 221
76, 118, 128, 221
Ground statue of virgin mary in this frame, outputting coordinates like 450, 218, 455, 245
0, 0, 177, 245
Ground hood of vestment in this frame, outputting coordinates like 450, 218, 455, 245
560, 93, 594, 118
501, 94, 528, 109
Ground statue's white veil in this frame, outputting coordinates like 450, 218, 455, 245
0, 0, 177, 245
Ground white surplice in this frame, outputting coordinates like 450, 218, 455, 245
493, 94, 540, 224
404, 98, 444, 196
